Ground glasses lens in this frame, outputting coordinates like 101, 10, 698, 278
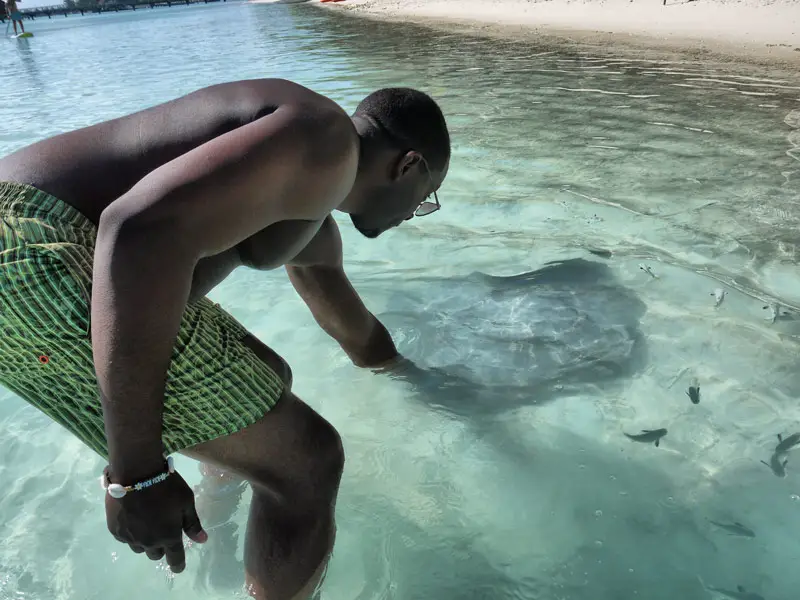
415, 202, 439, 217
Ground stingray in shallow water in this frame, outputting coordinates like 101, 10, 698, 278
378, 258, 648, 417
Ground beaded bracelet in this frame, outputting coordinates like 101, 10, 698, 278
100, 456, 176, 499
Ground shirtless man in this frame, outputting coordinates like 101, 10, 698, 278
0, 78, 450, 598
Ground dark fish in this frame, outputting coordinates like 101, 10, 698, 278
586, 247, 612, 259
705, 584, 764, 600
624, 428, 667, 447
775, 432, 800, 454
761, 452, 788, 478
707, 519, 755, 538
639, 263, 657, 278
686, 385, 700, 404
698, 576, 765, 599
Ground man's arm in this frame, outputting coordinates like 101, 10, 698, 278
286, 217, 400, 368
93, 103, 357, 481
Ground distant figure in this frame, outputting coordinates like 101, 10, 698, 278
4, 0, 25, 36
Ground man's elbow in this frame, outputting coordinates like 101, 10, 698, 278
100, 189, 173, 236
98, 188, 201, 257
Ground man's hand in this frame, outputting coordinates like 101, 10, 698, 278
369, 354, 414, 375
105, 470, 207, 573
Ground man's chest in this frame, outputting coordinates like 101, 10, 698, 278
188, 218, 325, 302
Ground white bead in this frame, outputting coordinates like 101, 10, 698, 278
107, 483, 128, 499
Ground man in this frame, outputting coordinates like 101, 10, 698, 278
4, 0, 25, 36
0, 78, 450, 599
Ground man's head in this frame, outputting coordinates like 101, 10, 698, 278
344, 87, 450, 238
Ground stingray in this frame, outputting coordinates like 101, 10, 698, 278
378, 258, 648, 419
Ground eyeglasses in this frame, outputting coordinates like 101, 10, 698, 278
415, 156, 441, 217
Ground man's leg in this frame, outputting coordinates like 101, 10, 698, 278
181, 335, 344, 600
194, 463, 247, 529
193, 463, 249, 592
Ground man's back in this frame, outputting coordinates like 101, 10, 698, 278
0, 78, 342, 225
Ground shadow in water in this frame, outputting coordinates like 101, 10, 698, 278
331, 423, 778, 600
378, 257, 648, 419
341, 496, 536, 600
13, 38, 43, 91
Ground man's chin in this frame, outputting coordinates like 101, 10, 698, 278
351, 217, 383, 239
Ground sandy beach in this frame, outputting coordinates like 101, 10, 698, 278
311, 0, 800, 64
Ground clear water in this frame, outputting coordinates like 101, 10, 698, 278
2, 3, 800, 599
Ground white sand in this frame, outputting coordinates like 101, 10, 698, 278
315, 0, 800, 63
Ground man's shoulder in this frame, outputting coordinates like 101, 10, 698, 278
184, 78, 356, 172
272, 106, 359, 222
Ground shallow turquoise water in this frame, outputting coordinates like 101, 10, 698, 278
2, 3, 800, 599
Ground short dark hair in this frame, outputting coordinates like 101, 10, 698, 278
355, 87, 450, 172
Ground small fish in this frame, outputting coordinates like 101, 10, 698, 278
707, 519, 755, 538
763, 302, 780, 324
711, 288, 726, 307
686, 384, 700, 404
624, 428, 667, 447
638, 263, 657, 278
775, 432, 800, 454
762, 302, 792, 323
697, 576, 765, 600
761, 451, 788, 478
706, 585, 764, 600
587, 247, 612, 259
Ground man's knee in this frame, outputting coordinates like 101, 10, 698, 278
184, 389, 343, 514
280, 405, 344, 512
238, 395, 344, 513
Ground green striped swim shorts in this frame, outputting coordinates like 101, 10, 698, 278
0, 181, 285, 459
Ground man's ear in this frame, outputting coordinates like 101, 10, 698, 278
392, 150, 422, 181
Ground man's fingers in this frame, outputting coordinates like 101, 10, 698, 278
182, 508, 208, 544
164, 543, 186, 573
128, 544, 146, 554
145, 547, 165, 561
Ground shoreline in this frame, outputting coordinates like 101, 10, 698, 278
309, 0, 800, 67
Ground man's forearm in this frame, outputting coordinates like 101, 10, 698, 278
344, 314, 399, 368
92, 217, 195, 481
287, 264, 400, 368
310, 301, 399, 367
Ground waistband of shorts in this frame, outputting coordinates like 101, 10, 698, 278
0, 181, 95, 231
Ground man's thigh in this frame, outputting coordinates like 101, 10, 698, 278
181, 331, 343, 509
241, 333, 294, 390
